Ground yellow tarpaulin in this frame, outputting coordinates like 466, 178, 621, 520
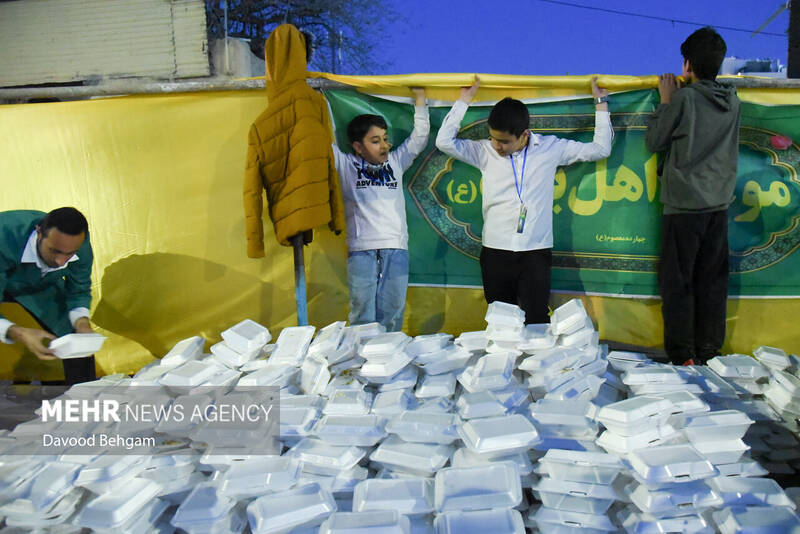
0, 74, 798, 380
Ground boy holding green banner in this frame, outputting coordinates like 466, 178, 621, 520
436, 78, 612, 324
646, 27, 740, 366
332, 88, 429, 331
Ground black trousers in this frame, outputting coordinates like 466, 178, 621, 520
479, 246, 552, 324
2, 296, 96, 386
658, 210, 729, 365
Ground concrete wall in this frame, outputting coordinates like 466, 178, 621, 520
0, 0, 209, 87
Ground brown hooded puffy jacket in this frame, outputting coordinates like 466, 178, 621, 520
243, 24, 345, 255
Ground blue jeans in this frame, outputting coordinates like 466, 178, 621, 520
346, 249, 408, 332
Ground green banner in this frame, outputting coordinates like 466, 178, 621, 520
324, 89, 800, 297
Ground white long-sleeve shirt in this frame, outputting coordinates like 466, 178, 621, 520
333, 105, 429, 252
436, 100, 613, 251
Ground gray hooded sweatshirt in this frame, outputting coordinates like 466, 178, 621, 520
645, 79, 740, 214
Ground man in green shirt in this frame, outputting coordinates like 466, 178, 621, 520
0, 207, 96, 385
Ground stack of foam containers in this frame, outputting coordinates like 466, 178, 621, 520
531, 448, 625, 533
617, 443, 722, 532
708, 354, 771, 397
8, 304, 800, 533
484, 301, 525, 354
595, 395, 680, 457
211, 319, 271, 369
433, 462, 526, 533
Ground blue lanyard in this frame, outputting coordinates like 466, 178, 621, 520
510, 141, 529, 203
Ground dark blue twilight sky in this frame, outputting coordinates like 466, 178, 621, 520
373, 0, 790, 76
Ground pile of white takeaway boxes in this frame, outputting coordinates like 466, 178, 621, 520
1, 299, 800, 533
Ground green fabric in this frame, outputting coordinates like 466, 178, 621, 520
645, 80, 740, 214
0, 210, 93, 336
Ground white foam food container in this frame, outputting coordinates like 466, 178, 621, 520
247, 483, 336, 534
625, 479, 722, 516
328, 327, 357, 366
712, 505, 800, 534
618, 506, 713, 534
435, 508, 525, 534
158, 360, 222, 388
378, 365, 419, 392
386, 411, 460, 444
596, 423, 680, 456
415, 372, 456, 398
210, 341, 260, 368
299, 465, 369, 496
359, 332, 411, 358
693, 438, 750, 465
753, 345, 790, 370
75, 454, 147, 486
539, 449, 624, 484
653, 390, 710, 418
270, 325, 316, 367
688, 365, 740, 399
300, 353, 331, 395
518, 323, 556, 352
772, 370, 800, 397
219, 456, 302, 498
220, 319, 270, 354
324, 389, 373, 416
708, 355, 769, 380
162, 335, 205, 363
493, 385, 531, 412
458, 352, 516, 392
682, 409, 752, 443
628, 444, 717, 488
360, 352, 413, 382
456, 390, 507, 419
308, 321, 346, 358
13, 461, 81, 512
596, 396, 674, 436
550, 299, 588, 336
622, 366, 686, 386
518, 346, 584, 374
76, 477, 161, 528
485, 301, 526, 327
238, 364, 298, 388
369, 435, 453, 474
434, 461, 521, 512
457, 414, 540, 458
405, 333, 452, 357
764, 381, 800, 414
454, 330, 488, 352
287, 438, 367, 476
451, 448, 533, 476
313, 414, 387, 447
352, 477, 434, 515
485, 323, 524, 343
319, 510, 410, 534
351, 322, 386, 340
534, 477, 619, 514
545, 374, 605, 402
326, 374, 366, 394
532, 505, 617, 532
709, 476, 795, 508
715, 457, 769, 478
49, 333, 106, 359
372, 389, 415, 416
530, 399, 597, 430
415, 345, 472, 376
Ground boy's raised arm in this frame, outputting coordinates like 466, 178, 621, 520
435, 79, 488, 170
558, 77, 614, 165
394, 88, 431, 172
645, 73, 684, 153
